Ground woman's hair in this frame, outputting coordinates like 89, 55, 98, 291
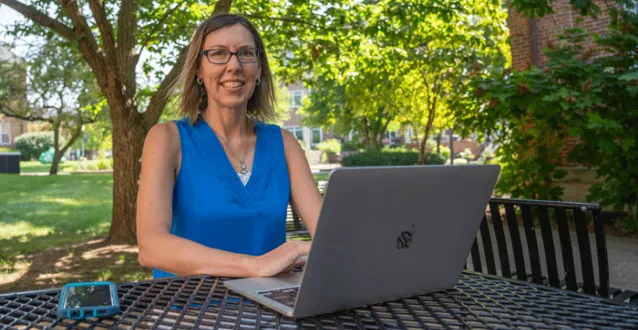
178, 13, 276, 124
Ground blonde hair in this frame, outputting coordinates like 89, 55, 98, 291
178, 13, 276, 124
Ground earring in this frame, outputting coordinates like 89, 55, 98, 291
198, 83, 207, 110
255, 77, 261, 85
196, 77, 203, 85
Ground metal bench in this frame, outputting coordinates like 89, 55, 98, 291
465, 198, 638, 304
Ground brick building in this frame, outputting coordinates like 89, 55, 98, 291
0, 43, 29, 149
508, 0, 614, 71
507, 0, 629, 201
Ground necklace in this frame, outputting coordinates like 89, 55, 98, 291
203, 114, 252, 174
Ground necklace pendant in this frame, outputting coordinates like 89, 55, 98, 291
240, 161, 248, 174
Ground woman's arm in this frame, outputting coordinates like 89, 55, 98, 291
136, 123, 310, 277
281, 129, 323, 237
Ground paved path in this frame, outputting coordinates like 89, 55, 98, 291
466, 227, 638, 291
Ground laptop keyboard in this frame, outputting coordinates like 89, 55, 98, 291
260, 287, 299, 308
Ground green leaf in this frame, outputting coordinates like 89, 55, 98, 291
598, 139, 616, 156
618, 70, 638, 81
620, 138, 634, 152
586, 112, 622, 130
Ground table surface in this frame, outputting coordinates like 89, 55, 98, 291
1, 271, 638, 330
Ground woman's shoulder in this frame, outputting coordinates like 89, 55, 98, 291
145, 121, 180, 156
149, 121, 179, 140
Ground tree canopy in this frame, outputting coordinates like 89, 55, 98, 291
297, 0, 510, 162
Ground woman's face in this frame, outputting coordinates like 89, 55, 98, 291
199, 24, 261, 112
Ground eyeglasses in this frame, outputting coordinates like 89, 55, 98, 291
201, 48, 261, 64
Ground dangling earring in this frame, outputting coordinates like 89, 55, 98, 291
198, 79, 207, 110
255, 77, 261, 85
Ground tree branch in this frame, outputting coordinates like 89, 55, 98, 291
242, 14, 320, 28
0, 0, 75, 40
215, 0, 232, 13
87, 0, 117, 72
137, 3, 183, 62
0, 104, 49, 122
141, 0, 233, 128
58, 0, 108, 91
142, 46, 187, 129
60, 129, 82, 155
117, 0, 140, 101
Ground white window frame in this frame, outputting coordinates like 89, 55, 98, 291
0, 122, 11, 145
311, 127, 323, 146
289, 90, 304, 108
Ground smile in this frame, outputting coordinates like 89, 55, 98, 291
221, 81, 245, 88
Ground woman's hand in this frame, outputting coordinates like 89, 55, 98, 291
252, 241, 311, 277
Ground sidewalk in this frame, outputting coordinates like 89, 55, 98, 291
310, 163, 340, 173
466, 227, 638, 291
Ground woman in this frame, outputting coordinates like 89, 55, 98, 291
136, 13, 322, 279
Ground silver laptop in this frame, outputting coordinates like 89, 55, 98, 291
224, 164, 500, 318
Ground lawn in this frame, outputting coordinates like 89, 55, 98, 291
0, 174, 113, 257
313, 172, 329, 182
19, 160, 110, 173
0, 174, 134, 292
0, 172, 327, 293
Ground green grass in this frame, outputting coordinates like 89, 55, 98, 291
0, 174, 113, 261
19, 161, 75, 173
19, 160, 108, 173
313, 172, 329, 182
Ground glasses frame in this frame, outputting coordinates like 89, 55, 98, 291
200, 48, 261, 64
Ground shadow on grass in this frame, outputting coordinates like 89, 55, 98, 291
0, 174, 114, 264
0, 238, 152, 294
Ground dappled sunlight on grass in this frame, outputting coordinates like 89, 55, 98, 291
0, 174, 113, 262
38, 196, 85, 207
0, 222, 54, 240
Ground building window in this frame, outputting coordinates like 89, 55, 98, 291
284, 126, 304, 141
0, 122, 10, 145
311, 127, 323, 146
404, 127, 415, 142
290, 90, 304, 108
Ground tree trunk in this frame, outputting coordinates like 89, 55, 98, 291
449, 128, 455, 165
436, 131, 442, 154
107, 109, 148, 244
418, 110, 436, 164
50, 122, 60, 175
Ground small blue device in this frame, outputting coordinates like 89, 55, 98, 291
57, 281, 120, 320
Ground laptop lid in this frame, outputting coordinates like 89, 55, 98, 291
291, 164, 500, 318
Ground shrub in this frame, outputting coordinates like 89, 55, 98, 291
341, 140, 363, 151
316, 138, 341, 156
15, 132, 65, 161
453, 157, 469, 164
422, 152, 446, 165
460, 148, 474, 162
0, 147, 15, 152
96, 158, 113, 170
341, 149, 447, 167
438, 145, 451, 161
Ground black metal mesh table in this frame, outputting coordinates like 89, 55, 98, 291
2, 271, 638, 329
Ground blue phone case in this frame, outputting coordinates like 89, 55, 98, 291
57, 281, 120, 319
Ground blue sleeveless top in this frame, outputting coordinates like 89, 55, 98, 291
152, 117, 290, 278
